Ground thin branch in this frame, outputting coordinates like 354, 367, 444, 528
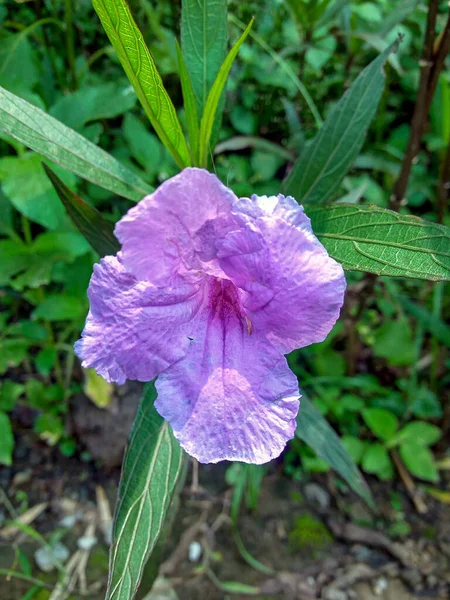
390, 0, 442, 211
426, 14, 450, 113
437, 139, 450, 224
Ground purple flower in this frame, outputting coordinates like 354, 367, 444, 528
75, 168, 346, 464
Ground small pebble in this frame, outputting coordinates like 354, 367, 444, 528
373, 576, 388, 595
77, 535, 97, 550
35, 542, 69, 573
303, 483, 330, 513
324, 589, 347, 600
188, 541, 202, 562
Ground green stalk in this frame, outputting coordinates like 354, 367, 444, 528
64, 0, 77, 90
430, 282, 443, 391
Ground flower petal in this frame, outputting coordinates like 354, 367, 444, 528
115, 168, 237, 286
155, 278, 300, 464
74, 255, 203, 385
218, 195, 346, 353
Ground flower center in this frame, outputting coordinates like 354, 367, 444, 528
208, 278, 252, 334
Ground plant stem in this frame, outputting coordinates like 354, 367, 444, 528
21, 214, 32, 245
430, 282, 443, 392
35, 289, 65, 389
0, 569, 52, 590
437, 139, 450, 223
64, 0, 77, 90
390, 1, 449, 210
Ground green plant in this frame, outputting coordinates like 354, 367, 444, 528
1, 0, 450, 598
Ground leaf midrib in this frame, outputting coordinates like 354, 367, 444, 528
317, 232, 450, 259
93, 0, 187, 169
107, 422, 174, 600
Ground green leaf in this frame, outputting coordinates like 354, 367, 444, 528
198, 18, 254, 167
49, 82, 136, 130
0, 380, 24, 412
308, 204, 450, 281
0, 411, 14, 466
0, 339, 29, 375
176, 40, 199, 164
0, 154, 74, 229
372, 318, 415, 366
395, 294, 450, 347
362, 443, 394, 480
391, 422, 442, 448
122, 114, 164, 176
32, 295, 87, 322
410, 386, 443, 419
0, 231, 90, 291
296, 394, 374, 507
35, 348, 57, 377
84, 369, 114, 408
399, 442, 439, 482
0, 85, 150, 202
92, 0, 190, 169
0, 32, 39, 94
106, 383, 185, 600
341, 436, 366, 463
43, 164, 120, 258
181, 0, 228, 131
362, 407, 398, 442
214, 135, 294, 160
283, 42, 398, 202
34, 413, 64, 446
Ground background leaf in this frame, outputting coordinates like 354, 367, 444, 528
92, 0, 190, 169
362, 407, 398, 441
283, 42, 397, 202
0, 86, 150, 202
43, 164, 120, 258
181, 0, 228, 132
308, 204, 450, 281
198, 18, 254, 166
0, 154, 74, 229
399, 442, 438, 482
0, 412, 14, 466
49, 82, 137, 130
362, 443, 394, 480
106, 383, 185, 600
176, 40, 199, 164
296, 394, 374, 507
393, 422, 442, 447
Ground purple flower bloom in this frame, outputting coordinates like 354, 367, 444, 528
75, 168, 346, 464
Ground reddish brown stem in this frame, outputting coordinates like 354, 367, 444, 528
390, 0, 443, 211
437, 140, 450, 223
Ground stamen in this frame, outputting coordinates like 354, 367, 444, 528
245, 315, 253, 335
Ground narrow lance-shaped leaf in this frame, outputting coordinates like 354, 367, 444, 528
296, 395, 374, 508
283, 41, 399, 203
106, 383, 185, 600
176, 40, 199, 165
198, 18, 254, 167
181, 0, 228, 143
43, 164, 120, 257
92, 0, 190, 169
181, 0, 228, 117
0, 86, 151, 202
309, 204, 450, 282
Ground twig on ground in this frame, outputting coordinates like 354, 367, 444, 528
0, 503, 48, 540
391, 450, 428, 514
327, 520, 411, 568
